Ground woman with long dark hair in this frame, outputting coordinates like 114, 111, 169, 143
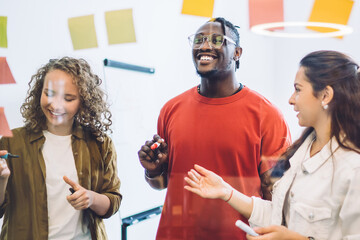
184, 50, 360, 239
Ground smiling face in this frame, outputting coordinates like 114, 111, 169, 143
40, 69, 80, 135
192, 22, 239, 78
289, 67, 324, 128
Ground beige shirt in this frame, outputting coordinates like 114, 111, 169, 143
0, 126, 122, 240
249, 133, 360, 240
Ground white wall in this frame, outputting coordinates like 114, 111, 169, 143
1, 0, 360, 239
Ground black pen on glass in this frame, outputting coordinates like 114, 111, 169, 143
0, 153, 19, 160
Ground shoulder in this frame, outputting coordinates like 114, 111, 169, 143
160, 87, 196, 113
1, 127, 35, 143
335, 148, 360, 170
10, 127, 29, 136
163, 88, 195, 106
243, 87, 286, 121
80, 127, 113, 146
243, 87, 279, 108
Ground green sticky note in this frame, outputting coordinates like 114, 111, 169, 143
105, 9, 136, 45
68, 15, 98, 50
0, 16, 8, 48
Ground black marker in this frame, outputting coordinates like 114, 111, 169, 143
0, 153, 19, 159
69, 188, 75, 194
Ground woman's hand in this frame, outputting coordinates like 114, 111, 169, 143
0, 150, 10, 180
184, 164, 232, 201
246, 225, 308, 240
63, 176, 93, 210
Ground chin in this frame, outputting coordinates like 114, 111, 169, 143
197, 69, 217, 78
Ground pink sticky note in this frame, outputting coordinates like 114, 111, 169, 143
0, 57, 15, 84
0, 107, 12, 137
249, 0, 284, 28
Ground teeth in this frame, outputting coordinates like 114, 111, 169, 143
200, 55, 214, 61
50, 111, 63, 116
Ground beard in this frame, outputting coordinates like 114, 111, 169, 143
196, 69, 218, 78
196, 59, 233, 78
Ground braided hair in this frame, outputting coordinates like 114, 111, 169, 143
209, 17, 241, 69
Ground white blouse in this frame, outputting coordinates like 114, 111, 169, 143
249, 132, 360, 240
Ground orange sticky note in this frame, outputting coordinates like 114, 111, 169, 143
249, 0, 284, 28
0, 57, 16, 84
181, 0, 214, 18
105, 9, 136, 45
0, 107, 12, 137
68, 15, 98, 50
307, 0, 354, 36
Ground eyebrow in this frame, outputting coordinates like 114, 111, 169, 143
44, 88, 78, 98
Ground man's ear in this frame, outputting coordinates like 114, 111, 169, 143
321, 85, 334, 105
234, 47, 242, 61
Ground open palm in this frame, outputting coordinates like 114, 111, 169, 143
184, 164, 230, 201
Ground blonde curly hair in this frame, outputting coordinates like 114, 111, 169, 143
20, 57, 112, 141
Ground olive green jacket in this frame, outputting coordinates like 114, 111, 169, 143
0, 126, 122, 240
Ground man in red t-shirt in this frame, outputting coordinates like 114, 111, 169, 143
138, 17, 291, 240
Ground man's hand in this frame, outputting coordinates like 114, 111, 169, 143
138, 134, 168, 177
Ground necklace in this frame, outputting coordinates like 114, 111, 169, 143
197, 83, 243, 96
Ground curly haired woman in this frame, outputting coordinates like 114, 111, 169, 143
0, 57, 121, 240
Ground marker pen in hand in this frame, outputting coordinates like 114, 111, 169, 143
150, 138, 164, 150
151, 142, 161, 150
0, 153, 19, 159
69, 188, 75, 194
235, 220, 259, 236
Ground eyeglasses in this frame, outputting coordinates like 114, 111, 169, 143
188, 33, 236, 49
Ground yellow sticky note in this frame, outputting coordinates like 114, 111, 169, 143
68, 15, 98, 50
181, 0, 214, 18
0, 16, 8, 48
308, 0, 354, 36
105, 9, 136, 45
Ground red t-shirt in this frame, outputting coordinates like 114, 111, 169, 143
156, 86, 291, 240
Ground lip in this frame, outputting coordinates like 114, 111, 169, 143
195, 52, 218, 66
49, 110, 65, 117
294, 110, 299, 118
196, 52, 217, 60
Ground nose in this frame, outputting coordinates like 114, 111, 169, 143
49, 95, 65, 110
199, 37, 212, 50
288, 92, 295, 105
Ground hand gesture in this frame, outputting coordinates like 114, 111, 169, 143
246, 225, 307, 240
138, 134, 168, 174
184, 164, 232, 201
0, 150, 10, 180
63, 176, 93, 210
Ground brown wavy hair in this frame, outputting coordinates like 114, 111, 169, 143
272, 50, 360, 177
20, 57, 112, 141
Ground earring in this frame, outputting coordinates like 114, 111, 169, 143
321, 101, 328, 110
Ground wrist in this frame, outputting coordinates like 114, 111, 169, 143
145, 169, 163, 178
222, 187, 233, 202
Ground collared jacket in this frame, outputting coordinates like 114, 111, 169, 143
0, 126, 122, 240
249, 132, 360, 240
